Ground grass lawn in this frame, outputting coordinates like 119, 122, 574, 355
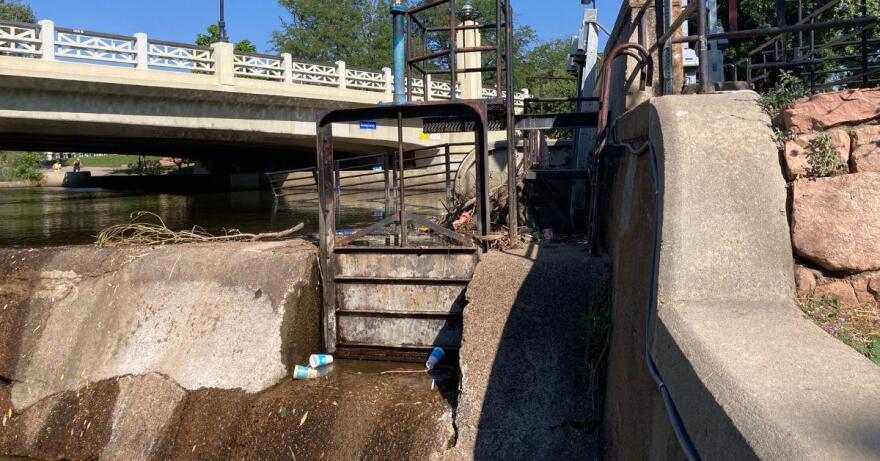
77, 155, 162, 168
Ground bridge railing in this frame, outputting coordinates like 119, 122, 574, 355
0, 18, 527, 104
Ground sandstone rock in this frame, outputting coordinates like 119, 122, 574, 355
782, 130, 850, 179
783, 89, 880, 133
791, 173, 880, 272
814, 281, 860, 306
869, 277, 880, 299
851, 278, 877, 305
794, 266, 817, 298
850, 124, 880, 173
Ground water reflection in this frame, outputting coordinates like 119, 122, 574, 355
0, 188, 446, 248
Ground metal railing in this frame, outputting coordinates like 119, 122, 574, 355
603, 0, 879, 94
0, 18, 527, 103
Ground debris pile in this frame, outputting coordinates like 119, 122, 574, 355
95, 211, 304, 248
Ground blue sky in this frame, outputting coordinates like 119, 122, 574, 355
26, 1, 617, 54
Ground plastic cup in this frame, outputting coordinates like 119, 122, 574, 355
293, 365, 319, 380
425, 347, 446, 370
309, 354, 334, 368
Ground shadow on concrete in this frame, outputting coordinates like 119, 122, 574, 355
464, 242, 609, 460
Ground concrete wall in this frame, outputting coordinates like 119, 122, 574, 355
603, 93, 880, 459
0, 240, 321, 410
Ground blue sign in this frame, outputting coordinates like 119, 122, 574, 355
359, 121, 377, 130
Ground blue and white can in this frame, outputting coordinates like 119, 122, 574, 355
309, 354, 334, 368
425, 347, 445, 370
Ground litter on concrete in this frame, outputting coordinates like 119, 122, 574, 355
309, 354, 333, 368
426, 347, 445, 370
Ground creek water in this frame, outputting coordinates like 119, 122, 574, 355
0, 187, 446, 248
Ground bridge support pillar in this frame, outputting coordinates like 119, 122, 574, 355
37, 19, 55, 61
211, 42, 235, 86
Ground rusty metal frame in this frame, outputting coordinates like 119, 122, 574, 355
316, 100, 491, 353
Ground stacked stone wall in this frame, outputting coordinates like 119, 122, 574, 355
779, 89, 880, 359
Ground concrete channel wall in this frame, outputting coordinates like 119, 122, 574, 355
0, 240, 321, 410
602, 93, 880, 459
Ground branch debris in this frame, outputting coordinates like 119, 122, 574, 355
96, 211, 304, 248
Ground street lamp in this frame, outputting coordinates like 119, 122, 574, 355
218, 0, 229, 43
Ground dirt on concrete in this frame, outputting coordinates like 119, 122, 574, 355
451, 242, 610, 461
0, 361, 455, 460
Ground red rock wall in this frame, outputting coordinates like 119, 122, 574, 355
781, 89, 880, 311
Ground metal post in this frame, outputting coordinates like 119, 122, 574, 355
698, 0, 712, 93
861, 0, 868, 86
663, 0, 675, 94
334, 160, 341, 224
504, 0, 518, 244
449, 0, 458, 101
444, 144, 453, 209
397, 111, 408, 247
384, 152, 391, 215
392, 1, 407, 104
218, 0, 229, 43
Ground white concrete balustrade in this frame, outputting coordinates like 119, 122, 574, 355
0, 19, 528, 104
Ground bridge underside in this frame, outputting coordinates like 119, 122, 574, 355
0, 59, 434, 164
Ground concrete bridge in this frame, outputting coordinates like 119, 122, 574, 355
0, 19, 526, 160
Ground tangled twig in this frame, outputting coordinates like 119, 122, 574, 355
95, 211, 304, 248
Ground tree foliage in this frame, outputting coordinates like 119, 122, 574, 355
270, 0, 577, 97
272, 0, 393, 68
0, 0, 36, 22
196, 24, 258, 53
0, 151, 43, 183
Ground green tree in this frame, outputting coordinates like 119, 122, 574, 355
0, 151, 43, 183
196, 24, 258, 53
517, 38, 578, 98
271, 0, 573, 96
0, 0, 35, 22
272, 0, 392, 68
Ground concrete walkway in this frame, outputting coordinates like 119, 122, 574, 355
452, 243, 610, 460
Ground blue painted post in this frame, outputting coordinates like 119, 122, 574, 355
391, 1, 407, 105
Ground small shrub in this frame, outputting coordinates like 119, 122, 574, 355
807, 133, 847, 177
758, 71, 809, 117
11, 152, 44, 183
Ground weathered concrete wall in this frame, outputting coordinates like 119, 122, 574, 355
0, 240, 457, 460
603, 93, 880, 459
0, 240, 321, 410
